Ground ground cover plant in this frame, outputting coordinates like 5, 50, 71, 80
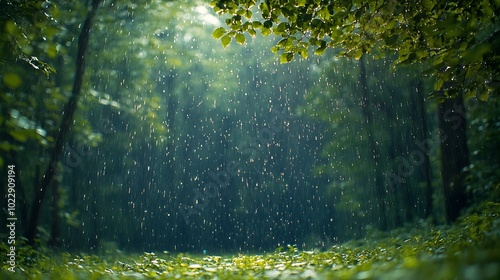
2, 190, 499, 280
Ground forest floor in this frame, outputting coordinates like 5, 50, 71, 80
2, 194, 500, 279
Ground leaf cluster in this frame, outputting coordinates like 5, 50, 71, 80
0, 0, 59, 76
210, 0, 500, 100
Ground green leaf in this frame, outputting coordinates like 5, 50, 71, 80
422, 0, 435, 10
245, 9, 253, 19
235, 33, 246, 45
314, 40, 328, 56
3, 73, 22, 89
314, 46, 326, 56
284, 37, 295, 51
434, 78, 444, 91
277, 38, 287, 47
212, 27, 226, 39
242, 22, 251, 31
481, 0, 494, 16
9, 130, 28, 142
465, 64, 480, 78
261, 27, 272, 36
45, 27, 58, 38
352, 49, 364, 60
280, 52, 294, 64
478, 88, 489, 101
0, 141, 16, 151
5, 20, 18, 35
466, 88, 477, 99
331, 29, 343, 40
463, 43, 491, 63
236, 9, 246, 16
260, 2, 270, 16
46, 44, 58, 58
318, 7, 331, 20
298, 47, 308, 59
385, 35, 398, 45
276, 22, 287, 33
221, 35, 231, 47
252, 21, 263, 28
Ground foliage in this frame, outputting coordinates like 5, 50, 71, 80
210, 0, 500, 100
1, 198, 499, 279
0, 0, 58, 76
465, 94, 500, 202
0, 0, 63, 168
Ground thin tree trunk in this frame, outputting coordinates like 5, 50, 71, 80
358, 56, 388, 230
414, 79, 434, 220
48, 179, 60, 247
438, 93, 470, 222
25, 0, 101, 245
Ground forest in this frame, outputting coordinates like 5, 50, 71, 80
1, 0, 499, 279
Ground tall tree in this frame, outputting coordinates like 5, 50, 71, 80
25, 0, 102, 245
412, 79, 434, 219
358, 56, 387, 230
1, 0, 67, 242
438, 93, 470, 222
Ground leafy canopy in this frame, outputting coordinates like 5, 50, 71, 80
210, 0, 500, 100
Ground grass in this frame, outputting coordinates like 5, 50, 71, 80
1, 199, 500, 279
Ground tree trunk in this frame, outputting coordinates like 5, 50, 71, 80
413, 79, 434, 220
25, 0, 101, 245
48, 179, 60, 247
358, 56, 388, 230
438, 93, 470, 222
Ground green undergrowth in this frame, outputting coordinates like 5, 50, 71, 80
2, 196, 500, 279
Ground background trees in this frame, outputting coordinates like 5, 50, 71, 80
302, 55, 434, 239
210, 0, 500, 223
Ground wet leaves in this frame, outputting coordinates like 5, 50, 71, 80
211, 27, 226, 39
2, 200, 499, 279
210, 0, 500, 101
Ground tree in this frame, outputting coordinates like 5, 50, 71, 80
358, 56, 387, 230
1, 1, 68, 244
211, 0, 500, 223
25, 0, 102, 245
